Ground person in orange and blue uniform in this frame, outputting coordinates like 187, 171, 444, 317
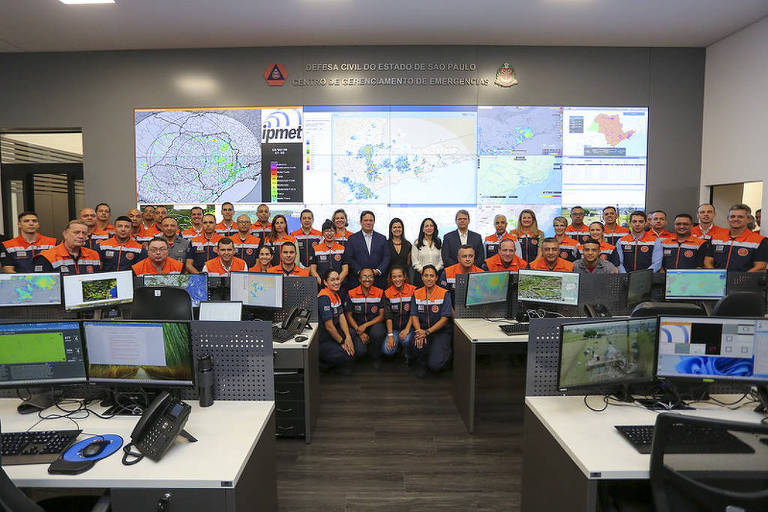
232, 214, 261, 268
616, 211, 657, 273
131, 238, 183, 276
483, 238, 528, 272
267, 243, 310, 277
651, 214, 708, 271
98, 216, 147, 271
550, 216, 579, 262
185, 213, 223, 273
317, 269, 355, 374
528, 238, 574, 272
704, 204, 768, 272
565, 206, 591, 244
345, 268, 386, 368
439, 245, 484, 304
291, 209, 323, 268
1, 211, 57, 273
214, 202, 238, 237
34, 220, 101, 274
411, 265, 453, 378
483, 214, 520, 260
382, 265, 416, 364
310, 219, 348, 287
602, 206, 629, 246
202, 238, 248, 276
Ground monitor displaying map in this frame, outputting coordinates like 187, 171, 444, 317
465, 271, 510, 307
665, 269, 727, 301
558, 317, 657, 391
135, 105, 648, 240
142, 273, 209, 308
517, 269, 580, 306
229, 271, 283, 309
0, 273, 61, 307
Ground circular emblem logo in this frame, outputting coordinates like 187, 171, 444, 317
560, 251, 568, 258
600, 254, 608, 260
738, 248, 749, 257
246, 248, 253, 255
531, 239, 538, 245
684, 250, 694, 258
334, 254, 342, 261
126, 253, 135, 260
403, 303, 410, 311
432, 305, 439, 313
87, 266, 94, 273
640, 246, 649, 253
371, 305, 378, 313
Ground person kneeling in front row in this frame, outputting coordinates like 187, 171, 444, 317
382, 265, 416, 365
317, 269, 355, 375
345, 267, 386, 369
410, 265, 453, 378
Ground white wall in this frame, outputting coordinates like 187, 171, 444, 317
701, 16, 768, 233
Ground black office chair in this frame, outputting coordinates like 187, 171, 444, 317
650, 413, 768, 512
630, 301, 706, 317
131, 287, 193, 320
711, 292, 765, 317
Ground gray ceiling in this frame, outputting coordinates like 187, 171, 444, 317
1, 0, 767, 52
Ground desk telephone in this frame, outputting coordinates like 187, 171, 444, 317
122, 391, 195, 465
273, 306, 311, 342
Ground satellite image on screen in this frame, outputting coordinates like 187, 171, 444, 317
0, 274, 61, 307
518, 270, 579, 305
559, 318, 656, 389
143, 274, 208, 307
665, 270, 726, 299
82, 278, 118, 303
135, 108, 262, 204
466, 272, 509, 307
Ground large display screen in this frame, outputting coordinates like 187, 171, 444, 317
135, 105, 648, 240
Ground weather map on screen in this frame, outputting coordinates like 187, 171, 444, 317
135, 104, 648, 239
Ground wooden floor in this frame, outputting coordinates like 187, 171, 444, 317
276, 352, 526, 511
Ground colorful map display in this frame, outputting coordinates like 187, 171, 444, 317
0, 274, 61, 307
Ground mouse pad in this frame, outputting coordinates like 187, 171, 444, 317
63, 434, 124, 462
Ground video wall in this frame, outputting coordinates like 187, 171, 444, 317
135, 105, 648, 239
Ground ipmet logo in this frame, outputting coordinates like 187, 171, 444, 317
261, 108, 303, 144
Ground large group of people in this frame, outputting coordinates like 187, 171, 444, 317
1, 201, 766, 377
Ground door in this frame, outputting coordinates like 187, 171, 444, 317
1, 163, 84, 239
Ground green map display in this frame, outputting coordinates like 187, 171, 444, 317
0, 274, 61, 306
665, 270, 727, 299
517, 270, 579, 306
0, 331, 66, 364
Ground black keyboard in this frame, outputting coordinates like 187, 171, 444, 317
0, 429, 82, 465
615, 424, 754, 455
499, 323, 529, 335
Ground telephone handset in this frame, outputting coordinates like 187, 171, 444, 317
281, 306, 311, 335
122, 391, 194, 465
583, 303, 611, 318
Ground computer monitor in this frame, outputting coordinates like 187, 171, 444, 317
664, 269, 727, 301
558, 317, 658, 393
626, 269, 653, 307
656, 316, 768, 385
0, 321, 87, 387
142, 273, 208, 308
63, 270, 134, 311
464, 271, 510, 307
83, 321, 194, 387
517, 269, 579, 306
230, 271, 283, 309
0, 273, 62, 307
199, 301, 243, 321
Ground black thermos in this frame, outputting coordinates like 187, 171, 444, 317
197, 355, 215, 407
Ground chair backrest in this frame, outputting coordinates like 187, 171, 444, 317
650, 413, 768, 512
712, 292, 765, 317
630, 301, 706, 317
132, 287, 193, 320
0, 420, 45, 512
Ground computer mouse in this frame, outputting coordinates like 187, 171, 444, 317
17, 403, 43, 415
760, 437, 768, 447
295, 335, 308, 342
81, 439, 110, 458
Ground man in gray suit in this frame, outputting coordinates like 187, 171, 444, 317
441, 209, 484, 267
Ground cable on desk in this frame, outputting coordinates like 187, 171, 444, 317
583, 394, 608, 412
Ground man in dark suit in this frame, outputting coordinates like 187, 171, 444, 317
344, 210, 390, 289
441, 209, 484, 267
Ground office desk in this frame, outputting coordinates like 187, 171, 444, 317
3, 399, 276, 512
272, 323, 319, 443
522, 395, 766, 512
452, 318, 527, 433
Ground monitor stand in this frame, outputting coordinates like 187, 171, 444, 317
17, 387, 63, 414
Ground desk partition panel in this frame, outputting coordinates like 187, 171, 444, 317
276, 276, 318, 324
